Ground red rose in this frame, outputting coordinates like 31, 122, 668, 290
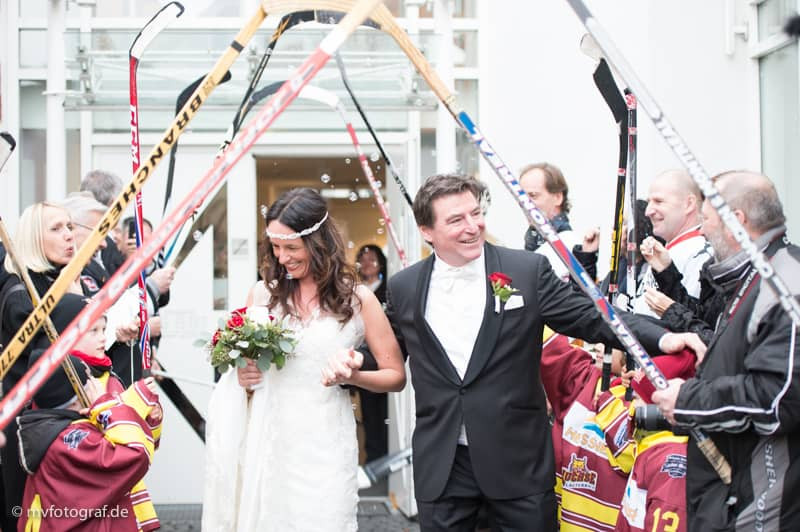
211, 329, 222, 346
489, 272, 512, 287
227, 311, 245, 330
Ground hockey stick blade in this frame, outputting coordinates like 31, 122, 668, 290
0, 131, 17, 173
129, 2, 185, 60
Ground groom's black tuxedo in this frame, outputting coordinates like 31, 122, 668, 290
385, 243, 666, 502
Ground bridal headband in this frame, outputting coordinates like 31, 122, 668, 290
265, 212, 329, 240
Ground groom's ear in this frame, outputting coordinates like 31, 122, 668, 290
418, 225, 434, 247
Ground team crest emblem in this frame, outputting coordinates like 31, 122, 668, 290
562, 453, 598, 491
63, 428, 90, 450
660, 453, 687, 478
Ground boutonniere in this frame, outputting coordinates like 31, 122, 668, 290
489, 272, 519, 313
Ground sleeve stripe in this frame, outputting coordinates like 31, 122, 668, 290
675, 322, 796, 435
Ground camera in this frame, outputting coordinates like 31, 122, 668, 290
634, 404, 673, 431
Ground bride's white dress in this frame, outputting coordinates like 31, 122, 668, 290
202, 281, 363, 531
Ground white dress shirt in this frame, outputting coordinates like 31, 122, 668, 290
425, 250, 487, 444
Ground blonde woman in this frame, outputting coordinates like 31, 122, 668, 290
0, 201, 82, 529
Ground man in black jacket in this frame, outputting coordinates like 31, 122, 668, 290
653, 170, 800, 531
330, 174, 703, 531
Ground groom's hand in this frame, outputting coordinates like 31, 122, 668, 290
321, 348, 363, 387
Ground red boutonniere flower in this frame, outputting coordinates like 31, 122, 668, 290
211, 329, 222, 346
489, 272, 518, 303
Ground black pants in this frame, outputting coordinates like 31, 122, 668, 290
417, 446, 556, 532
360, 389, 388, 463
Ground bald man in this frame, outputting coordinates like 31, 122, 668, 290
631, 169, 712, 316
652, 171, 800, 531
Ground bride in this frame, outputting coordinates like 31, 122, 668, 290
202, 188, 406, 531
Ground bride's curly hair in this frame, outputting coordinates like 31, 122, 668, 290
260, 188, 359, 324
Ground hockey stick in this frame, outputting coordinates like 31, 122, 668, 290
566, 0, 800, 327
130, 2, 185, 370
0, 0, 382, 432
168, 81, 410, 269
0, 0, 327, 379
587, 53, 628, 391
566, 0, 751, 482
300, 84, 408, 266
291, 1, 734, 484
357, 446, 412, 489
335, 52, 414, 208
623, 89, 638, 401
158, 70, 233, 268
582, 33, 638, 397
0, 131, 16, 173
0, 135, 89, 408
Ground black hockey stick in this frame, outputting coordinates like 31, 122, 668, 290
0, 131, 16, 173
158, 70, 232, 267
623, 88, 638, 401
335, 52, 414, 207
589, 56, 628, 391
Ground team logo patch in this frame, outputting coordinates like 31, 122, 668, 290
562, 453, 598, 491
660, 453, 687, 478
63, 428, 90, 450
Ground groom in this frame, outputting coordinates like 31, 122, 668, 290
329, 174, 702, 530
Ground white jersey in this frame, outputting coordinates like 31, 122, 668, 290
632, 227, 712, 318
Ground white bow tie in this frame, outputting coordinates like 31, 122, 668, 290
435, 266, 480, 292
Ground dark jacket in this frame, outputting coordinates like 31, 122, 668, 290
674, 235, 800, 531
385, 242, 666, 501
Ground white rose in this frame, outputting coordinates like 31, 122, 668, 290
248, 306, 272, 325
229, 349, 241, 360
236, 341, 249, 349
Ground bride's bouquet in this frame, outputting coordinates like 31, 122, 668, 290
196, 307, 296, 374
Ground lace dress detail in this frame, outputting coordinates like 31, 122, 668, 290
203, 281, 364, 531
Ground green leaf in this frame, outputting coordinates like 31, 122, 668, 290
193, 338, 208, 348
256, 356, 271, 372
274, 353, 286, 369
278, 340, 294, 353
235, 357, 248, 368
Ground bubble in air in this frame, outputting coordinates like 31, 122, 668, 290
375, 180, 382, 188
260, 205, 268, 218
369, 152, 380, 162
347, 241, 355, 249
192, 230, 203, 242
345, 158, 351, 165
348, 191, 358, 202
378, 218, 385, 226
376, 228, 384, 235
320, 173, 331, 184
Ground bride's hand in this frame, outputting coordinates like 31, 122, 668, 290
237, 359, 262, 391
321, 348, 363, 387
